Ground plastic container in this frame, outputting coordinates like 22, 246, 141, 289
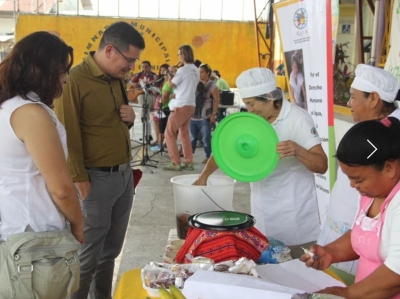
163, 251, 178, 264
142, 283, 161, 298
171, 174, 236, 239
141, 269, 173, 298
168, 239, 185, 251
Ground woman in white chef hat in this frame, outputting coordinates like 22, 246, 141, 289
195, 67, 328, 258
317, 64, 400, 277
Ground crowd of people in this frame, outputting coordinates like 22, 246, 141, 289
125, 50, 224, 169
2, 19, 400, 299
0, 21, 224, 298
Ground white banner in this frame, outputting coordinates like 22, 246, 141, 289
331, 0, 339, 65
385, 0, 400, 83
274, 0, 334, 226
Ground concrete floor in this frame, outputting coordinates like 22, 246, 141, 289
112, 106, 251, 291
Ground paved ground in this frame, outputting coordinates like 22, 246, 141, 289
112, 106, 251, 293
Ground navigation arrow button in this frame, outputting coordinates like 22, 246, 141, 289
367, 139, 377, 159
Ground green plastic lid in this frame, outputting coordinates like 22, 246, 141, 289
188, 211, 256, 231
212, 112, 279, 182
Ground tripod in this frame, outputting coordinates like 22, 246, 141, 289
148, 105, 170, 162
131, 88, 159, 172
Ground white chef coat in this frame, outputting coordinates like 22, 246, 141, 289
250, 98, 321, 246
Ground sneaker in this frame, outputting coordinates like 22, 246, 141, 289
150, 145, 161, 151
163, 163, 182, 171
181, 162, 194, 171
202, 158, 209, 164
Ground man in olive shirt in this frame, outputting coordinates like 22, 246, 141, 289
54, 22, 145, 299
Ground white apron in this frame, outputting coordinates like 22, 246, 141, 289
250, 155, 320, 246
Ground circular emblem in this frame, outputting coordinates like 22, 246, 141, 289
51, 272, 61, 282
311, 127, 319, 137
293, 8, 308, 29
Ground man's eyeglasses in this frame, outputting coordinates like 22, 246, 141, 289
113, 45, 139, 65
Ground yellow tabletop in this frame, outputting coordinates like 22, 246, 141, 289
114, 268, 156, 299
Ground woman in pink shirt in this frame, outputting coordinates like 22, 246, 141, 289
301, 117, 400, 299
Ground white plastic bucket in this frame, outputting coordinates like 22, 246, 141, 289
171, 174, 236, 239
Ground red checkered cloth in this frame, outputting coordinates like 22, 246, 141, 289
175, 227, 269, 264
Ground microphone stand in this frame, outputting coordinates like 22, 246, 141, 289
131, 85, 158, 172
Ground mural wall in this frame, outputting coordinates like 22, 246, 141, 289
16, 14, 270, 87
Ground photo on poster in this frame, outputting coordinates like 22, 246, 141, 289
285, 49, 307, 110
341, 24, 351, 34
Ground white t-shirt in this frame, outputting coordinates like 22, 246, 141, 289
0, 94, 66, 241
381, 190, 400, 275
169, 64, 199, 110
250, 99, 322, 245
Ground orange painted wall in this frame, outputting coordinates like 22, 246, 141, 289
16, 14, 271, 87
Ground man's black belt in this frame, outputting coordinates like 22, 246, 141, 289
86, 164, 129, 172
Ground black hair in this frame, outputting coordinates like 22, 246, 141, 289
199, 63, 212, 77
214, 70, 221, 78
197, 81, 205, 92
159, 63, 169, 76
0, 31, 73, 107
99, 22, 145, 52
336, 117, 400, 170
396, 89, 400, 102
142, 61, 151, 67
157, 63, 170, 86
194, 59, 202, 68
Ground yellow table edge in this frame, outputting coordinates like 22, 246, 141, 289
114, 268, 158, 299
323, 268, 346, 285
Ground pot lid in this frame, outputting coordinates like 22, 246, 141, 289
188, 211, 256, 231
211, 112, 279, 182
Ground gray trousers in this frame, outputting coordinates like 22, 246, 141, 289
72, 167, 134, 299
